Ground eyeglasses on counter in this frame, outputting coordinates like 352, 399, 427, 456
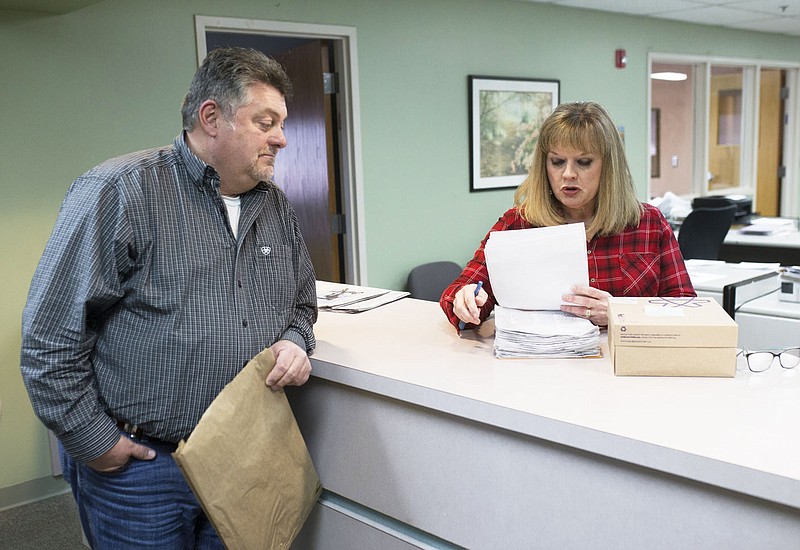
737, 347, 800, 373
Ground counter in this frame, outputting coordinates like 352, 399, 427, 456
736, 290, 800, 349
721, 228, 800, 265
290, 297, 800, 549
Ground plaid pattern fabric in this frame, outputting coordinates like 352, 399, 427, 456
440, 203, 695, 328
21, 134, 317, 462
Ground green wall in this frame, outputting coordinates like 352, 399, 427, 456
2, 0, 798, 503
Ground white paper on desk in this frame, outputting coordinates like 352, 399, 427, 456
748, 217, 797, 227
738, 217, 797, 236
684, 259, 725, 267
316, 280, 389, 308
329, 290, 409, 313
686, 271, 726, 284
484, 223, 589, 310
734, 262, 781, 271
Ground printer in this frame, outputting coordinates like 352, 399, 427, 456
692, 194, 753, 223
779, 267, 800, 304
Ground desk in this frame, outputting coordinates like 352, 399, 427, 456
684, 260, 779, 317
720, 228, 800, 265
289, 298, 800, 549
736, 291, 800, 349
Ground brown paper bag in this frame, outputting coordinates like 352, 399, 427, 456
172, 348, 321, 550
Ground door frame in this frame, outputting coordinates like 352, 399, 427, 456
195, 15, 367, 284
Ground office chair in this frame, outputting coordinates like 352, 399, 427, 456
677, 204, 737, 260
406, 261, 462, 302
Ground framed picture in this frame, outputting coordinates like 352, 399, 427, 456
469, 75, 560, 191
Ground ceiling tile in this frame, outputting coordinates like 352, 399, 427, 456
519, 0, 800, 36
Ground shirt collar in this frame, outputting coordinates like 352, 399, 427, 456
173, 132, 273, 194
173, 132, 219, 192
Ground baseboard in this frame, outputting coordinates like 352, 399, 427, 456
0, 475, 70, 512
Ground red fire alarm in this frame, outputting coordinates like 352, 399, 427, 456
615, 49, 627, 69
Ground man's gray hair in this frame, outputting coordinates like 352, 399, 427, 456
181, 47, 293, 131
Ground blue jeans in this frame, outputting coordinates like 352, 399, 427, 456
60, 438, 224, 549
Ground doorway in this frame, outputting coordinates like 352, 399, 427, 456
195, 16, 365, 284
649, 56, 797, 218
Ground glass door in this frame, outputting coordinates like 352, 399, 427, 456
707, 65, 745, 193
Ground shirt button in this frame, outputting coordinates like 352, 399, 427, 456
242, 320, 248, 328
590, 278, 596, 283
588, 250, 592, 255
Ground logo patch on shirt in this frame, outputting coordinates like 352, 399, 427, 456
260, 246, 272, 256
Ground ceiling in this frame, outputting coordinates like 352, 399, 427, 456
1, 0, 799, 37
523, 0, 800, 37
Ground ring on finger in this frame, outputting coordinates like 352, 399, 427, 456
585, 308, 592, 318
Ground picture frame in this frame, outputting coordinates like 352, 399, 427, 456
469, 75, 560, 191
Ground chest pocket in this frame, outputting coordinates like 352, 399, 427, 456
619, 252, 660, 296
250, 243, 296, 316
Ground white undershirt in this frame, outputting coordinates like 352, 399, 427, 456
221, 195, 241, 238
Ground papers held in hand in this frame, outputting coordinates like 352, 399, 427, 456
484, 222, 589, 310
484, 223, 599, 358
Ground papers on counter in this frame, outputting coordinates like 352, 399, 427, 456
684, 259, 781, 285
494, 307, 600, 359
484, 222, 589, 310
316, 280, 409, 313
733, 262, 781, 271
684, 259, 780, 271
483, 223, 600, 359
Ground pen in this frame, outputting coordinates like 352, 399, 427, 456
458, 280, 484, 330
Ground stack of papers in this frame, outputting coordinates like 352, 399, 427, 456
494, 307, 600, 359
316, 281, 408, 313
484, 223, 600, 358
738, 217, 798, 236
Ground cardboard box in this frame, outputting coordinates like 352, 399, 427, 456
608, 297, 738, 377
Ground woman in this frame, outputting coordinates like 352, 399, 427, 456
441, 101, 695, 330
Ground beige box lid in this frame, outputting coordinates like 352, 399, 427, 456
608, 296, 738, 348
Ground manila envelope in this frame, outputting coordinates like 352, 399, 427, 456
172, 347, 321, 550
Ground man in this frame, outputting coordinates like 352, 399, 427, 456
20, 47, 317, 548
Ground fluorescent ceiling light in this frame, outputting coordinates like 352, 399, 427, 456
651, 71, 688, 81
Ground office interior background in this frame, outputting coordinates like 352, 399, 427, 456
2, 0, 800, 510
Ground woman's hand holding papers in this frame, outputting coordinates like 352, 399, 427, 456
561, 285, 612, 326
453, 283, 489, 328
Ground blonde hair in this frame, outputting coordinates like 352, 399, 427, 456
513, 101, 642, 236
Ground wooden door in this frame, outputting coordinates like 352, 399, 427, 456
204, 32, 345, 282
756, 69, 783, 216
273, 41, 343, 282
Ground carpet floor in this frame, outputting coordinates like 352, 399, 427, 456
0, 492, 86, 549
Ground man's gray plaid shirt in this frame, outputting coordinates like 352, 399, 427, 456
20, 133, 317, 463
